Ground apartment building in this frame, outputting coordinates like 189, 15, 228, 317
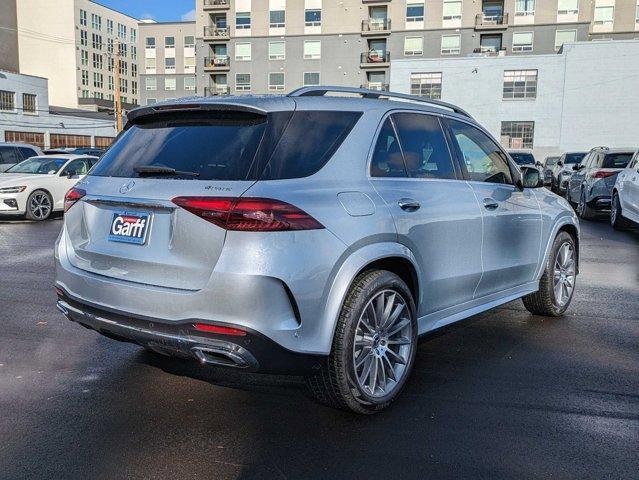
138, 21, 197, 105
390, 40, 639, 158
15, 0, 140, 111
195, 0, 639, 96
0, 1, 20, 72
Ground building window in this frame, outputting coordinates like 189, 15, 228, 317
303, 40, 321, 59
165, 78, 176, 91
410, 72, 442, 99
442, 0, 462, 20
120, 79, 128, 93
131, 46, 137, 60
146, 58, 156, 72
131, 80, 138, 95
0, 91, 16, 112
185, 56, 195, 72
119, 43, 127, 57
108, 75, 114, 90
147, 98, 157, 105
557, 0, 579, 15
81, 70, 89, 86
108, 57, 114, 72
165, 57, 176, 72
501, 121, 534, 149
184, 77, 196, 91
236, 12, 251, 29
118, 23, 126, 40
515, 0, 535, 17
555, 29, 576, 49
146, 37, 155, 49
81, 50, 88, 66
503, 70, 537, 99
120, 61, 128, 76
235, 43, 252, 61
107, 38, 114, 54
303, 72, 320, 86
80, 30, 87, 46
107, 19, 113, 34
146, 77, 157, 91
512, 31, 534, 52
22, 94, 37, 114
4, 131, 45, 148
92, 53, 103, 69
270, 10, 286, 28
50, 134, 91, 149
184, 36, 195, 48
305, 9, 321, 27
269, 41, 285, 60
236, 73, 251, 91
268, 72, 285, 91
93, 72, 103, 88
406, 3, 425, 23
594, 5, 614, 26
92, 33, 102, 50
441, 34, 461, 54
165, 36, 175, 49
91, 13, 101, 30
131, 28, 137, 43
404, 36, 423, 55
79, 9, 87, 26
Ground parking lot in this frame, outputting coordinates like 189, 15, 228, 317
0, 215, 637, 479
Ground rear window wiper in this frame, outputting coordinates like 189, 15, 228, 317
134, 166, 200, 177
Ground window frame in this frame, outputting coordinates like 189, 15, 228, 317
404, 36, 424, 56
406, 3, 425, 23
502, 69, 538, 100
235, 42, 252, 61
268, 72, 285, 91
268, 41, 286, 60
410, 72, 442, 99
305, 9, 322, 27
500, 121, 535, 149
512, 31, 534, 52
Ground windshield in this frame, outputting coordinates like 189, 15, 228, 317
5, 157, 67, 174
509, 153, 535, 165
545, 157, 559, 166
603, 153, 632, 169
564, 153, 586, 164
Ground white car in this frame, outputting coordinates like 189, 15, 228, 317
0, 155, 98, 221
611, 150, 639, 229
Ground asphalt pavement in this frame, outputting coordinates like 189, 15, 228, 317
0, 214, 637, 479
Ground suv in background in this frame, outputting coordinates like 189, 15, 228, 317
611, 151, 639, 229
551, 152, 587, 193
54, 87, 579, 413
566, 147, 634, 219
543, 156, 560, 186
508, 150, 549, 185
0, 143, 43, 172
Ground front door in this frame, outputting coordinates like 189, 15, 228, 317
444, 118, 542, 298
369, 113, 483, 324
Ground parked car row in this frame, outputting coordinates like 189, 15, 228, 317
543, 147, 638, 230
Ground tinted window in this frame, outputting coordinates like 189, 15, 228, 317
509, 152, 535, 165
18, 147, 38, 160
564, 153, 585, 164
91, 111, 268, 180
260, 111, 361, 180
61, 158, 94, 176
6, 157, 66, 174
392, 113, 456, 180
602, 153, 632, 169
371, 118, 406, 177
0, 146, 19, 165
447, 119, 512, 184
545, 157, 559, 166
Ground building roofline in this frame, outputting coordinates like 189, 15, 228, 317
0, 69, 47, 81
138, 21, 196, 26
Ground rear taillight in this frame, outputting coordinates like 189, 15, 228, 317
64, 187, 86, 212
592, 171, 616, 179
171, 196, 324, 231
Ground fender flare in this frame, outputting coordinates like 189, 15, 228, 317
534, 215, 580, 280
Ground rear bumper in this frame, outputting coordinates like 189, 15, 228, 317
588, 195, 612, 211
56, 289, 325, 374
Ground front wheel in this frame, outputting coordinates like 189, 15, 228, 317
523, 231, 576, 317
306, 270, 418, 414
25, 190, 53, 221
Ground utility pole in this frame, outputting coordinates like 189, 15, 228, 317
114, 39, 122, 132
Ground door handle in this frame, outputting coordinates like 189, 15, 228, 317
483, 198, 499, 210
398, 198, 420, 212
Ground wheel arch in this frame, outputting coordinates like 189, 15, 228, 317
25, 187, 54, 210
536, 218, 580, 280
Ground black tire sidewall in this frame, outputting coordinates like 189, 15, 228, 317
25, 190, 52, 221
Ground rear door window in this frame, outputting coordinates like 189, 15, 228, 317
18, 147, 38, 160
0, 146, 19, 165
370, 118, 407, 178
602, 153, 632, 169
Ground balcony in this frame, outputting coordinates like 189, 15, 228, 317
204, 56, 230, 71
360, 51, 390, 68
204, 86, 230, 96
475, 13, 509, 30
361, 18, 391, 36
203, 26, 230, 41
468, 47, 507, 57
361, 83, 389, 91
203, 0, 230, 11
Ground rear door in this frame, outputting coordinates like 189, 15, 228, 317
444, 118, 542, 298
369, 112, 483, 321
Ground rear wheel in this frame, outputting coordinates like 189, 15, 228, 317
25, 190, 53, 221
523, 231, 576, 317
610, 192, 629, 230
306, 270, 417, 414
577, 189, 595, 220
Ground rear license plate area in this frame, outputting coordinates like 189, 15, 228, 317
108, 211, 151, 245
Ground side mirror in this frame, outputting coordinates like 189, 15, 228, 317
521, 166, 544, 188
557, 160, 563, 166
572, 164, 581, 171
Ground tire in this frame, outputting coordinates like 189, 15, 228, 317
577, 188, 595, 220
306, 270, 418, 414
610, 192, 629, 230
24, 190, 53, 221
522, 231, 576, 317
564, 186, 574, 206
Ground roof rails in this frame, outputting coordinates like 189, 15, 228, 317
288, 86, 473, 119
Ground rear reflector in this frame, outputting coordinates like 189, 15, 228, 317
592, 171, 616, 179
193, 323, 247, 336
172, 196, 324, 231
64, 187, 86, 213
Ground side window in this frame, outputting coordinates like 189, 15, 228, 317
446, 119, 513, 185
0, 147, 19, 165
61, 159, 92, 176
370, 118, 407, 178
392, 113, 456, 180
18, 147, 38, 160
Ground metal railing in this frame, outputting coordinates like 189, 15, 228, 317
360, 51, 391, 64
361, 83, 389, 91
204, 56, 230, 68
475, 13, 508, 27
203, 26, 230, 38
361, 18, 391, 32
203, 0, 230, 7
204, 86, 230, 96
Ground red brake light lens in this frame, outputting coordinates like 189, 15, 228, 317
172, 196, 324, 232
193, 323, 247, 336
64, 187, 86, 213
592, 171, 616, 179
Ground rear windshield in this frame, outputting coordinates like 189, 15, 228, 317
90, 109, 361, 181
509, 153, 535, 165
602, 153, 632, 169
564, 153, 585, 164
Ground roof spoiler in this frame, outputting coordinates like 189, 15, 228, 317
126, 102, 267, 124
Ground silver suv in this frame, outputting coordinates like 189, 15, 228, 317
55, 87, 579, 414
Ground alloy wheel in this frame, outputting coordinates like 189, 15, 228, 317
30, 192, 51, 220
352, 289, 413, 399
553, 242, 576, 307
